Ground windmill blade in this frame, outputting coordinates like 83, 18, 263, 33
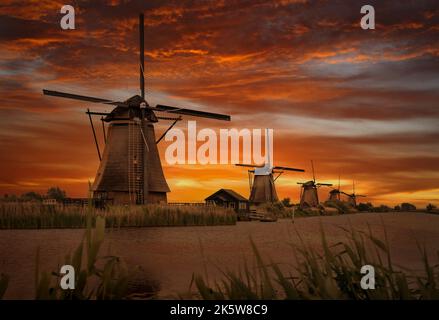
317, 183, 333, 186
356, 194, 367, 197
273, 166, 305, 172
340, 191, 352, 197
43, 90, 127, 107
154, 104, 231, 121
139, 13, 145, 99
235, 163, 264, 168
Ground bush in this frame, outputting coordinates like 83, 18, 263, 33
324, 200, 350, 214
401, 203, 417, 212
358, 202, 373, 212
427, 204, 437, 212
373, 205, 392, 213
46, 187, 67, 201
262, 201, 285, 216
281, 198, 292, 207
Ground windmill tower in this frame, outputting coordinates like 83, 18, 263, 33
235, 129, 304, 205
42, 13, 230, 205
328, 175, 342, 202
297, 161, 332, 209
341, 181, 366, 207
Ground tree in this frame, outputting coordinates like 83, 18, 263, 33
400, 203, 416, 212
426, 203, 437, 212
394, 205, 401, 211
21, 191, 42, 202
358, 202, 373, 212
47, 187, 67, 201
281, 197, 292, 207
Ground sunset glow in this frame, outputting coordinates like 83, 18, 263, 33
1, 0, 438, 207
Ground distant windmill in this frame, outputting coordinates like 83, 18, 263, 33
42, 13, 231, 205
341, 180, 366, 207
328, 175, 342, 202
297, 161, 332, 209
235, 129, 304, 205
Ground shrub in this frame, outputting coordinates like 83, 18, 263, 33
373, 205, 392, 213
401, 203, 417, 212
281, 198, 292, 208
358, 202, 373, 212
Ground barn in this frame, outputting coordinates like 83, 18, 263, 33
205, 189, 249, 213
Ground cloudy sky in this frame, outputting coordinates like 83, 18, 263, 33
0, 0, 438, 206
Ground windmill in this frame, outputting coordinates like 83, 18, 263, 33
235, 129, 304, 205
341, 180, 366, 207
328, 174, 342, 202
42, 13, 231, 205
297, 161, 332, 209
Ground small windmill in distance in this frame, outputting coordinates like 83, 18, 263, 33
341, 180, 366, 207
328, 174, 342, 202
297, 160, 332, 210
235, 129, 304, 205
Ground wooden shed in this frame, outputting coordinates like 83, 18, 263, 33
205, 189, 249, 213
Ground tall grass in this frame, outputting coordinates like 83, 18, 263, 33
34, 214, 131, 299
0, 203, 236, 229
1, 204, 160, 300
2, 210, 438, 300
192, 226, 439, 300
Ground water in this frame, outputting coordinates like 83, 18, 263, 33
1, 212, 439, 299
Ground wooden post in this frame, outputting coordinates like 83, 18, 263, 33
292, 206, 295, 224
87, 108, 101, 161
101, 117, 107, 144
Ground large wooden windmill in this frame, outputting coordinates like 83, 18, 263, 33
235, 129, 304, 205
297, 161, 332, 209
42, 14, 231, 205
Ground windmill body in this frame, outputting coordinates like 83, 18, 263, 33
249, 175, 279, 204
92, 99, 169, 204
328, 189, 341, 202
299, 181, 319, 208
250, 130, 278, 204
42, 14, 230, 205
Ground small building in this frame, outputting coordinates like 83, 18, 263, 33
42, 198, 58, 206
205, 189, 249, 213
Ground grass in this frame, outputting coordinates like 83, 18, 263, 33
191, 225, 439, 300
1, 210, 439, 300
34, 215, 131, 299
0, 203, 236, 229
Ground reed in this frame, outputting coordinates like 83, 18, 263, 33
32, 204, 133, 299
192, 226, 439, 300
0, 203, 236, 229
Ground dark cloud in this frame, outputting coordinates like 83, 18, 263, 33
0, 0, 438, 204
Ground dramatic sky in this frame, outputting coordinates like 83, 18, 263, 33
0, 0, 438, 206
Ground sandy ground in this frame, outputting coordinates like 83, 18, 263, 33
1, 212, 438, 299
